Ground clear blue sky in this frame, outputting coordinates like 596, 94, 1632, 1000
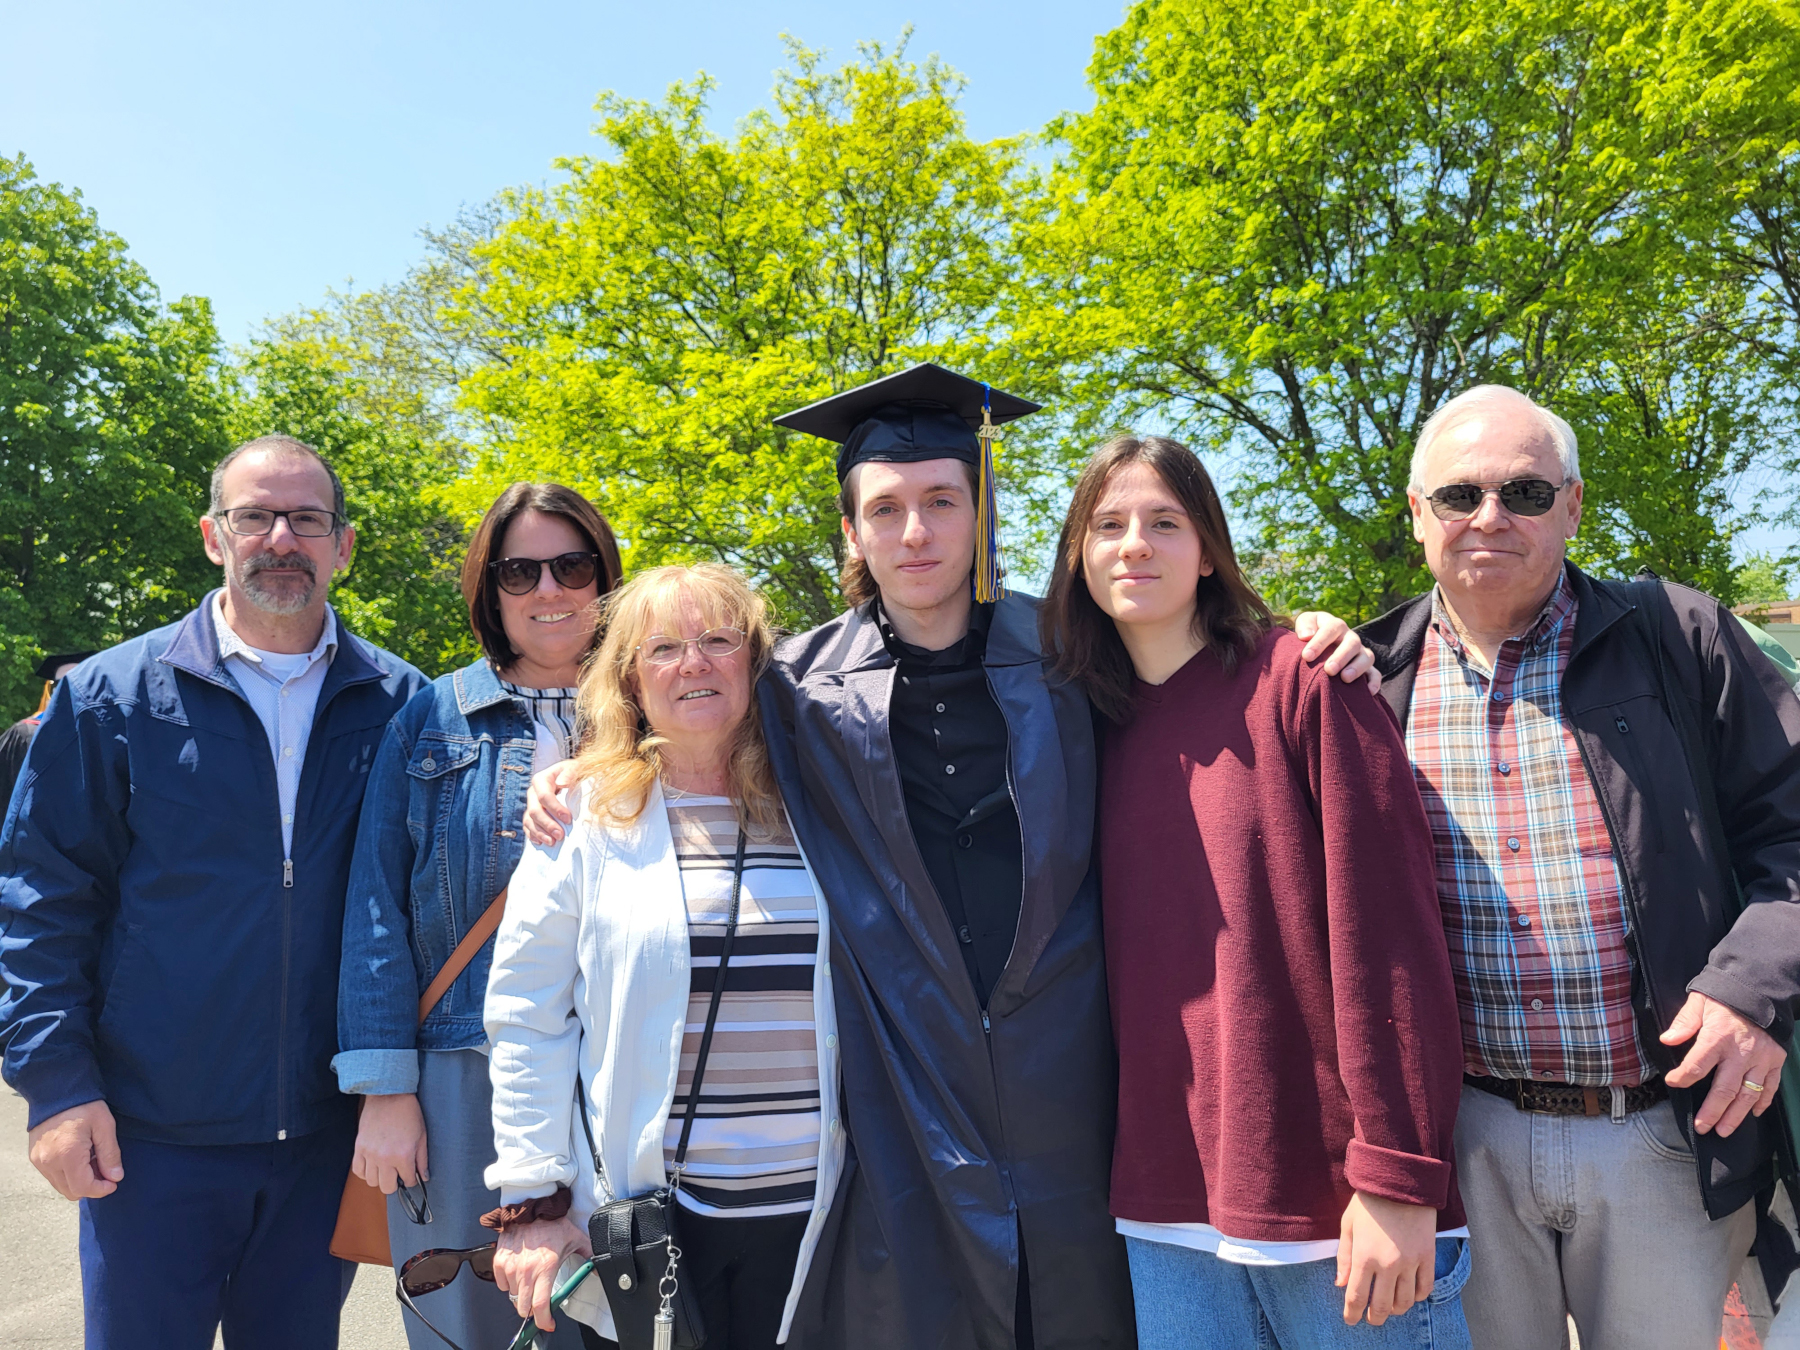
3, 0, 1125, 344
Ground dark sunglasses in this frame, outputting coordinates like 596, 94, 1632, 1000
396, 1244, 596, 1350
488, 551, 602, 597
1425, 478, 1563, 521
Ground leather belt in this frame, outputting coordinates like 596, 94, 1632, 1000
1465, 1073, 1668, 1117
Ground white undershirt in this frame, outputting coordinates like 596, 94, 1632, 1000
1117, 1218, 1470, 1266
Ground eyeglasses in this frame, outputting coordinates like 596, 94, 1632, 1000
637, 627, 747, 666
397, 1179, 432, 1225
395, 1243, 595, 1350
216, 507, 342, 537
1424, 478, 1564, 521
489, 552, 602, 596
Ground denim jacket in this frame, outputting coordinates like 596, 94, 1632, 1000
334, 658, 540, 1096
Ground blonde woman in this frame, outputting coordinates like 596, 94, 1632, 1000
482, 564, 843, 1350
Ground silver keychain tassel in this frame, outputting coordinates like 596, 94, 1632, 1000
653, 1237, 681, 1350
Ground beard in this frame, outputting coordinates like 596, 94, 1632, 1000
234, 551, 319, 616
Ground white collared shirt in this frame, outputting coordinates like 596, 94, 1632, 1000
214, 593, 338, 855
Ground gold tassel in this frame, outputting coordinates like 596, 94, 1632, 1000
975, 394, 1005, 604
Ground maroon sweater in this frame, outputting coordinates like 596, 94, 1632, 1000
1101, 627, 1464, 1240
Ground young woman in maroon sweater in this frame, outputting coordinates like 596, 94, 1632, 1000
1042, 436, 1472, 1349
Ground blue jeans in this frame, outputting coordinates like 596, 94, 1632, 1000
1125, 1234, 1473, 1350
78, 1119, 356, 1349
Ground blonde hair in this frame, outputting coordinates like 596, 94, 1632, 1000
570, 563, 781, 831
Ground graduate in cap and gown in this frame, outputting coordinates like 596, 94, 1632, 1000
0, 652, 97, 815
756, 365, 1375, 1350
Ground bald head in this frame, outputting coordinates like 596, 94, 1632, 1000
1410, 385, 1579, 493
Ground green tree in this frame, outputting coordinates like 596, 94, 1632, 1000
448, 40, 1037, 627
1561, 279, 1779, 595
0, 154, 234, 714
230, 326, 477, 679
1736, 550, 1795, 605
1021, 0, 1797, 616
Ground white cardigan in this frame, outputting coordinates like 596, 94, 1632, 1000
484, 779, 844, 1342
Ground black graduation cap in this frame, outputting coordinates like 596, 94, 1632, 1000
34, 652, 97, 681
774, 363, 1042, 602
773, 363, 1041, 482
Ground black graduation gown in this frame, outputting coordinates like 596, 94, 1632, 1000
0, 716, 38, 817
759, 593, 1134, 1350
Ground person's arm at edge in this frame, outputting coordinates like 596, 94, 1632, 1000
1, 679, 132, 1198
1657, 591, 1800, 1134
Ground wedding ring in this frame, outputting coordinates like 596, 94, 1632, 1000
1743, 1079, 1766, 1094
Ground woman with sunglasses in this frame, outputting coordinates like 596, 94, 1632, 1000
335, 482, 622, 1349
482, 563, 842, 1349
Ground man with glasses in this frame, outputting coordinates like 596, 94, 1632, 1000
1358, 385, 1800, 1350
0, 435, 426, 1348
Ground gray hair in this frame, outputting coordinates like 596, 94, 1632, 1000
209, 435, 348, 525
1409, 385, 1580, 490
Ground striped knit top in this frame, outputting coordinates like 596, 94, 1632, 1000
663, 790, 821, 1218
498, 678, 579, 761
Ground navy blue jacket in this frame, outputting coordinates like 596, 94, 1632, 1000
0, 593, 426, 1144
335, 659, 537, 1096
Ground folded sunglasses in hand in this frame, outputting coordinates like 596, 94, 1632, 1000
397, 1243, 596, 1350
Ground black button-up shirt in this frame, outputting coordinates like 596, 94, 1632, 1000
878, 601, 1023, 1006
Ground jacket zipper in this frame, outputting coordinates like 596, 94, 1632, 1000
197, 647, 380, 1145
277, 866, 293, 1137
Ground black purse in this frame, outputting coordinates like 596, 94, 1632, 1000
578, 823, 748, 1350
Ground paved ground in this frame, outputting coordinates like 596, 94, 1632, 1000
0, 1085, 404, 1349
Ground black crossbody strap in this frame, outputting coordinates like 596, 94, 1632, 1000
571, 813, 750, 1196
673, 820, 748, 1173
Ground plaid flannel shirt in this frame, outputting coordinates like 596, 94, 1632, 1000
1404, 574, 1654, 1087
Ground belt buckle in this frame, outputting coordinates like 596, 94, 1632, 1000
1515, 1080, 1549, 1113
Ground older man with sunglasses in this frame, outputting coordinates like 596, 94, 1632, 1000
0, 435, 426, 1349
1356, 385, 1800, 1350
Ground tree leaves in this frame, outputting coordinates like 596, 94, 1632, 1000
0, 156, 232, 711
1021, 0, 1800, 615
446, 39, 1045, 629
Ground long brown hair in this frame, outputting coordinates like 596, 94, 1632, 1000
570, 564, 782, 831
1041, 435, 1273, 723
460, 483, 625, 669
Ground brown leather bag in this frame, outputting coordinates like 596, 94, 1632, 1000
329, 888, 509, 1265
